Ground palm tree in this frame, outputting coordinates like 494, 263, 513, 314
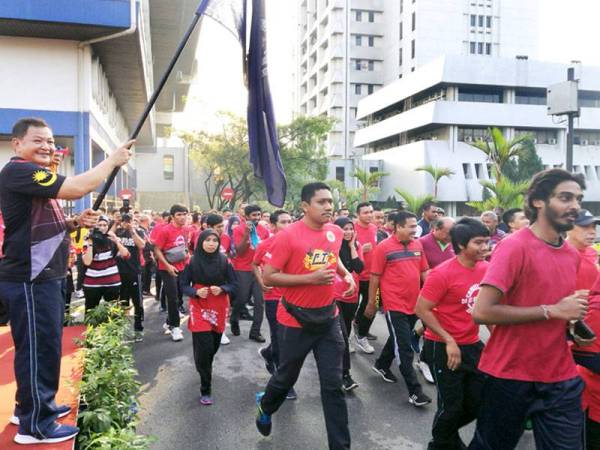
469, 127, 534, 181
352, 167, 389, 201
466, 177, 529, 213
394, 188, 434, 215
415, 165, 455, 198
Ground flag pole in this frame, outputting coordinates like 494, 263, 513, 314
93, 1, 209, 210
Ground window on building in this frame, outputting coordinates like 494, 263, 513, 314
515, 88, 546, 105
368, 35, 375, 47
486, 16, 492, 27
400, 0, 403, 13
411, 39, 415, 58
475, 163, 484, 179
477, 42, 483, 54
354, 84, 362, 95
485, 43, 491, 55
355, 10, 362, 21
579, 91, 600, 108
368, 84, 375, 95
478, 15, 484, 27
399, 22, 403, 40
458, 87, 502, 103
355, 34, 362, 46
399, 48, 403, 66
411, 67, 415, 72
458, 127, 493, 142
355, 59, 362, 70
470, 42, 476, 54
163, 155, 174, 180
412, 12, 416, 31
463, 163, 473, 179
470, 15, 476, 27
350, 107, 357, 119
368, 11, 375, 22
574, 131, 600, 145
336, 166, 345, 182
368, 60, 374, 71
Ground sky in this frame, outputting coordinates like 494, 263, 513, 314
173, 0, 600, 134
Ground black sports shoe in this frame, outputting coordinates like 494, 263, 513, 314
371, 365, 398, 383
408, 392, 432, 407
255, 392, 272, 436
258, 347, 275, 375
342, 374, 359, 392
231, 321, 240, 336
249, 333, 266, 343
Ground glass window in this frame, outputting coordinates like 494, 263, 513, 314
163, 155, 174, 180
368, 35, 375, 47
477, 42, 483, 54
368, 60, 374, 71
368, 84, 374, 95
478, 15, 484, 27
354, 84, 361, 95
486, 43, 491, 55
411, 39, 415, 58
470, 15, 476, 26
399, 48, 403, 66
355, 34, 362, 46
336, 166, 345, 182
355, 59, 362, 70
355, 10, 362, 21
412, 12, 416, 30
470, 42, 476, 54
486, 16, 492, 27
368, 11, 375, 22
399, 22, 403, 40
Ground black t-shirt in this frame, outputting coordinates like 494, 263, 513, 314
0, 157, 68, 282
115, 227, 144, 275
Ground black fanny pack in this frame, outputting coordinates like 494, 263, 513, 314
281, 297, 336, 334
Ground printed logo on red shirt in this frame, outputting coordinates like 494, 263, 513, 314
326, 231, 336, 242
461, 283, 481, 314
303, 249, 337, 271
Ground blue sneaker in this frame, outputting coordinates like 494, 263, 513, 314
285, 387, 298, 400
255, 392, 272, 436
14, 422, 79, 444
10, 404, 71, 426
410, 330, 421, 354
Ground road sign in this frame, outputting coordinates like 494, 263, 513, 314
118, 188, 135, 200
221, 187, 234, 201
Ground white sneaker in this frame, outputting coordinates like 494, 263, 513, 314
75, 290, 85, 299
354, 335, 375, 354
171, 327, 184, 342
417, 360, 435, 384
220, 333, 230, 345
162, 323, 172, 335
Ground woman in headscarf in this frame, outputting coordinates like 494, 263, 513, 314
333, 217, 364, 392
180, 229, 237, 405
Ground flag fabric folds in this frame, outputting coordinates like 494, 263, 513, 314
200, 0, 287, 207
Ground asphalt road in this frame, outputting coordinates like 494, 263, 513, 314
134, 297, 535, 450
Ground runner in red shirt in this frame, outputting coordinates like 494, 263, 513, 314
252, 210, 292, 377
333, 217, 364, 392
231, 204, 270, 341
416, 218, 490, 449
567, 209, 600, 290
153, 204, 190, 342
352, 202, 378, 354
255, 183, 355, 449
470, 169, 593, 450
364, 211, 431, 407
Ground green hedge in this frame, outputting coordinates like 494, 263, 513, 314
76, 304, 153, 450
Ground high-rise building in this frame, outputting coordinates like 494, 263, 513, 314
293, 0, 541, 188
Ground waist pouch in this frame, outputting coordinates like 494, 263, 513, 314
572, 350, 600, 374
164, 245, 187, 264
281, 296, 335, 334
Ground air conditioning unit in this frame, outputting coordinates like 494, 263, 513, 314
464, 136, 473, 143
548, 138, 557, 145
581, 140, 589, 146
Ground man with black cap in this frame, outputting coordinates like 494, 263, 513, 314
567, 209, 600, 290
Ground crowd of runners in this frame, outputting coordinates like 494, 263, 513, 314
1, 118, 600, 449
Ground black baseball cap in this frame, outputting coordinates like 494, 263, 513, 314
574, 209, 600, 227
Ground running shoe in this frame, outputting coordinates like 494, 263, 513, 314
200, 395, 213, 406
162, 323, 172, 335
371, 364, 398, 383
342, 374, 359, 392
171, 327, 184, 342
417, 360, 434, 384
258, 347, 275, 375
220, 333, 230, 345
285, 387, 298, 400
354, 335, 375, 354
255, 392, 272, 436
10, 405, 71, 426
408, 392, 432, 407
14, 423, 79, 445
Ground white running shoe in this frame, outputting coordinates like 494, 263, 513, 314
354, 335, 375, 354
171, 327, 184, 342
162, 323, 172, 335
417, 360, 435, 384
221, 333, 230, 345
349, 339, 356, 354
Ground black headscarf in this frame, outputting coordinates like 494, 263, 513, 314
334, 217, 356, 271
190, 229, 228, 286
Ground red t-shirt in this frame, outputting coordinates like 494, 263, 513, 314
575, 245, 599, 290
253, 235, 283, 301
420, 257, 488, 345
152, 223, 190, 271
231, 221, 269, 271
576, 285, 600, 421
371, 236, 429, 314
220, 233, 231, 256
268, 220, 343, 328
478, 228, 580, 383
354, 221, 377, 281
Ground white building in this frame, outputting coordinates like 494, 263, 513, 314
294, 0, 540, 188
354, 55, 600, 215
0, 0, 199, 213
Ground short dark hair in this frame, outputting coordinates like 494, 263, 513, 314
206, 213, 223, 227
270, 209, 289, 224
422, 201, 437, 212
525, 168, 586, 222
356, 202, 372, 214
161, 210, 171, 218
170, 204, 188, 216
11, 117, 50, 139
390, 211, 417, 227
502, 208, 523, 226
301, 182, 331, 203
244, 204, 262, 216
192, 212, 201, 224
450, 218, 490, 254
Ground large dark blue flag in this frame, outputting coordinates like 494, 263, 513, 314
202, 0, 287, 207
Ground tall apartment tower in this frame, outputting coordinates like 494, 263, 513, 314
294, 0, 387, 185
294, 0, 540, 185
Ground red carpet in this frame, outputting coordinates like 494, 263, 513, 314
0, 325, 85, 449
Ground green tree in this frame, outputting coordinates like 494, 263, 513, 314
466, 177, 529, 212
503, 139, 545, 183
415, 165, 455, 198
470, 127, 533, 181
352, 167, 389, 201
394, 188, 434, 215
